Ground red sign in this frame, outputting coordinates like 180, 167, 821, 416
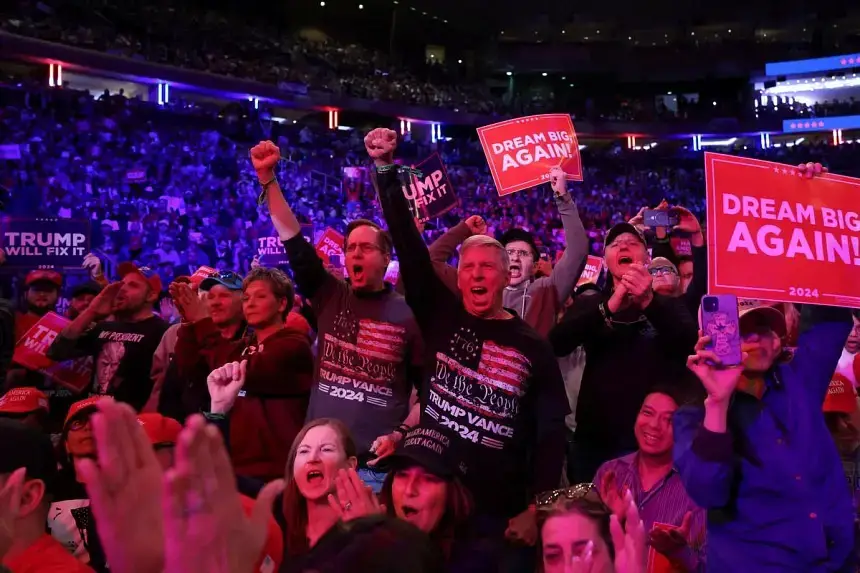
706, 152, 860, 308
477, 114, 583, 196
577, 255, 604, 287
12, 312, 92, 393
315, 228, 345, 265
646, 523, 685, 573
670, 236, 693, 257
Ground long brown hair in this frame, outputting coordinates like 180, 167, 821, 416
282, 418, 357, 558
378, 465, 474, 558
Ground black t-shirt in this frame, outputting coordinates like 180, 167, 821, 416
48, 316, 168, 411
49, 467, 108, 572
375, 167, 569, 518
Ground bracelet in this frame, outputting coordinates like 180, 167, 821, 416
257, 175, 277, 206
375, 164, 424, 178
393, 424, 411, 438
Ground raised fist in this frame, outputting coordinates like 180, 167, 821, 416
363, 128, 397, 166
83, 252, 103, 278
207, 360, 247, 415
465, 215, 488, 236
249, 141, 280, 177
549, 166, 567, 196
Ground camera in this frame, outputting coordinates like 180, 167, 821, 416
702, 296, 719, 313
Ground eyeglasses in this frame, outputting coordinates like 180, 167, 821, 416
505, 248, 533, 259
649, 267, 678, 277
536, 482, 595, 508
345, 242, 384, 255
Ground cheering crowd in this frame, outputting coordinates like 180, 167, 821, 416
0, 104, 858, 573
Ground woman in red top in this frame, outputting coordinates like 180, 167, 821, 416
174, 268, 313, 481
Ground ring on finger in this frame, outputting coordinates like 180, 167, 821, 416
343, 501, 353, 512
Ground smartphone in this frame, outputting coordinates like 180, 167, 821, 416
644, 209, 679, 228
329, 254, 342, 268
700, 294, 743, 366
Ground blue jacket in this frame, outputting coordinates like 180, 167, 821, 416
673, 306, 855, 572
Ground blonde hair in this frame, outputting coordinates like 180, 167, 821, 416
458, 235, 510, 272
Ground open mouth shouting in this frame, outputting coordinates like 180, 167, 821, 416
509, 263, 522, 279
351, 264, 364, 283
400, 504, 419, 519
306, 468, 325, 484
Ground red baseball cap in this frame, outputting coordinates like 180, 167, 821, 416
64, 396, 103, 429
118, 262, 163, 293
0, 387, 49, 415
25, 269, 63, 288
239, 495, 283, 573
824, 374, 859, 414
137, 413, 182, 447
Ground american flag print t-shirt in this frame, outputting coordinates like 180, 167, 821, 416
307, 282, 422, 454
321, 312, 407, 407
427, 328, 530, 450
420, 314, 569, 516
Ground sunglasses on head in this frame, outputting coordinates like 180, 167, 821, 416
535, 482, 596, 508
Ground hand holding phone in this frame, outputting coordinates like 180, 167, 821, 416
643, 209, 680, 228
699, 295, 743, 366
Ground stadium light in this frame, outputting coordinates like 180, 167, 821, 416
699, 137, 737, 147
765, 76, 860, 94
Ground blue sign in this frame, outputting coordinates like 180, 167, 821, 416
782, 115, 860, 133
766, 53, 860, 76
0, 218, 91, 268
256, 225, 314, 267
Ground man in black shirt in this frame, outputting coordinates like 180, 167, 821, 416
47, 264, 168, 411
550, 223, 698, 482
366, 128, 568, 571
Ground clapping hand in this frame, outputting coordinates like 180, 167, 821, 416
163, 415, 285, 573
77, 399, 166, 573
649, 512, 692, 557
326, 468, 384, 522
169, 281, 207, 323
620, 263, 653, 309
598, 470, 629, 519
611, 494, 647, 573
363, 128, 397, 166
567, 490, 646, 573
207, 361, 247, 415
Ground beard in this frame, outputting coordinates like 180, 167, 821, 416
27, 301, 54, 317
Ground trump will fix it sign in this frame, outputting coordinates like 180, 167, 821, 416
477, 114, 583, 196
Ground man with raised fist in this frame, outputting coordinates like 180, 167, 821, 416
366, 127, 567, 571
249, 140, 423, 492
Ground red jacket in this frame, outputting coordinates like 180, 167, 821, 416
175, 318, 313, 480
